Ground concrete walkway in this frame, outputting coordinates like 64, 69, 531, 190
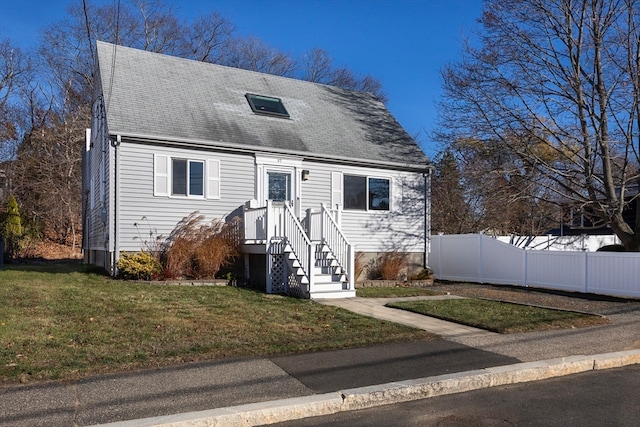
320, 295, 640, 364
316, 296, 495, 338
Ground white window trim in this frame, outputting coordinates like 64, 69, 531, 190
154, 154, 220, 200
331, 171, 343, 209
171, 158, 205, 198
207, 159, 221, 200
254, 155, 302, 205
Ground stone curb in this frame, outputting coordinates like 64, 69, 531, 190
93, 350, 640, 427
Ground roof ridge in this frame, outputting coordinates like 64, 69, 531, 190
95, 40, 381, 101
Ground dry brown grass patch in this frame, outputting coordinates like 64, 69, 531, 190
163, 212, 239, 279
369, 251, 408, 280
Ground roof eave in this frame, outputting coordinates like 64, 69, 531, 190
110, 130, 432, 172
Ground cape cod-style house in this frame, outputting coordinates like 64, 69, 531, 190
83, 41, 432, 299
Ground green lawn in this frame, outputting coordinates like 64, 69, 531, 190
356, 287, 442, 298
386, 298, 608, 333
0, 263, 434, 384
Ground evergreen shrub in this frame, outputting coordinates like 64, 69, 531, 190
117, 251, 162, 280
2, 195, 23, 261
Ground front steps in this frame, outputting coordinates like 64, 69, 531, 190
283, 242, 355, 299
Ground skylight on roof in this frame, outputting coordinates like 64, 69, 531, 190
246, 93, 289, 118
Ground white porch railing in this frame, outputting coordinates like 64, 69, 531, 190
314, 204, 354, 291
305, 205, 342, 241
282, 202, 314, 289
243, 205, 267, 241
242, 200, 287, 242
242, 200, 354, 296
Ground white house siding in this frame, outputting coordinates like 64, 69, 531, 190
298, 162, 332, 211
116, 141, 255, 252
299, 161, 427, 254
94, 138, 426, 260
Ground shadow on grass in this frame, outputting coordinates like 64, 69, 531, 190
1, 259, 107, 275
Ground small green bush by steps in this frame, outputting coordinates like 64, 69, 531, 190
117, 251, 162, 280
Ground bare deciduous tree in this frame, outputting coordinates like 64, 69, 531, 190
438, 0, 640, 250
327, 67, 386, 103
186, 12, 235, 63
438, 137, 560, 235
302, 47, 334, 83
222, 36, 297, 77
0, 38, 30, 158
301, 47, 387, 102
12, 80, 84, 248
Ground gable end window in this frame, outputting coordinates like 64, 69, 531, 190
246, 93, 289, 118
343, 174, 390, 211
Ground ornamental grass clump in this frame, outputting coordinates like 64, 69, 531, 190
354, 252, 366, 281
162, 212, 239, 279
369, 250, 407, 280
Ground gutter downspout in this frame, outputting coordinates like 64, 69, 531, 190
110, 134, 121, 275
83, 128, 91, 264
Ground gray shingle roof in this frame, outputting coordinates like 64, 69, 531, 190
96, 41, 429, 169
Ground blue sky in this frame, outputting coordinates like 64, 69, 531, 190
0, 0, 483, 156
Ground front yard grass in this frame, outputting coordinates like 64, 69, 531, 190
386, 299, 608, 333
356, 287, 443, 298
0, 263, 435, 384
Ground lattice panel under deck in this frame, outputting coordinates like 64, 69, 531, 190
269, 253, 287, 294
287, 270, 306, 298
268, 239, 309, 298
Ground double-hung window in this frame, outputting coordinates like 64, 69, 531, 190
343, 174, 390, 211
172, 159, 204, 197
154, 154, 220, 199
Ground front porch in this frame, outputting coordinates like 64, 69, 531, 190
242, 201, 356, 299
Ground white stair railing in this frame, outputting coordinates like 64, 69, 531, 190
282, 202, 314, 291
243, 200, 353, 297
319, 204, 354, 291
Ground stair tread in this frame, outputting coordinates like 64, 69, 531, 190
309, 290, 356, 299
273, 234, 353, 299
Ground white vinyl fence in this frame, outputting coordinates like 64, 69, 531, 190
495, 234, 620, 252
430, 234, 640, 299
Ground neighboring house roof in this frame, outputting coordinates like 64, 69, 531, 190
95, 41, 429, 170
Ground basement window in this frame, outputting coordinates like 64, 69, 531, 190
246, 93, 289, 118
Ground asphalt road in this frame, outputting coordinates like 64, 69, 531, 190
273, 364, 640, 427
0, 340, 518, 427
